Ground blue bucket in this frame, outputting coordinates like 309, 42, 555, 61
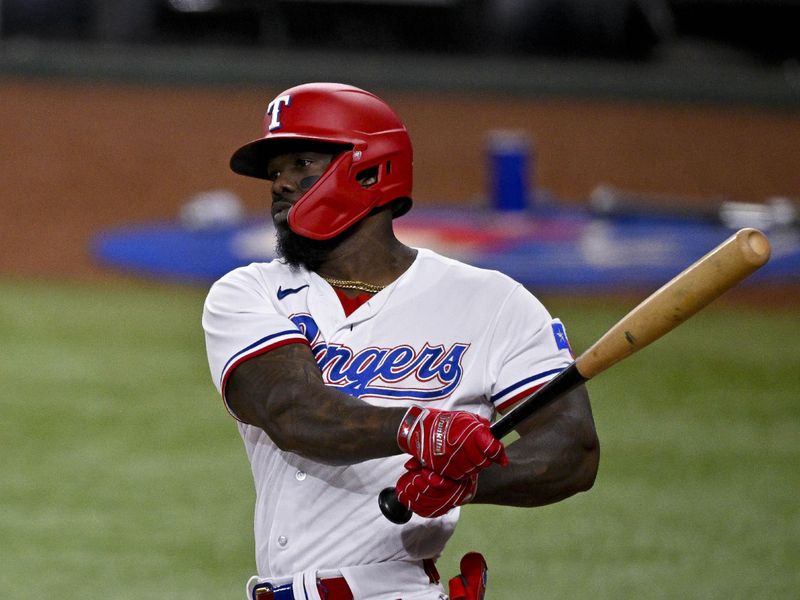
487, 130, 533, 211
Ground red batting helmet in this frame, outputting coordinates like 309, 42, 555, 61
230, 82, 413, 240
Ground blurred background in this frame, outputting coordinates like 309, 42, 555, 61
2, 0, 800, 61
1, 0, 800, 285
1, 2, 798, 599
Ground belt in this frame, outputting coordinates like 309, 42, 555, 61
251, 558, 438, 599
253, 576, 353, 600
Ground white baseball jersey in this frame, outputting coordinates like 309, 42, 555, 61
202, 247, 574, 595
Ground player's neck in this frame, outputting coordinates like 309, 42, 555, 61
314, 212, 417, 290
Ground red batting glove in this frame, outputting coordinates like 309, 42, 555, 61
396, 458, 478, 518
397, 406, 508, 480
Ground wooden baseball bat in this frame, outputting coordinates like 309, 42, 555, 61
380, 228, 771, 523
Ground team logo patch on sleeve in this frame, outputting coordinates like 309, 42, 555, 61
551, 321, 572, 352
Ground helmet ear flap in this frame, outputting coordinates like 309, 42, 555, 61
287, 150, 381, 240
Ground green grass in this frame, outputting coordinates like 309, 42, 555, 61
0, 279, 253, 599
1, 279, 798, 599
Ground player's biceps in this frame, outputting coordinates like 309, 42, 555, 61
510, 385, 599, 470
511, 384, 591, 437
239, 344, 321, 388
225, 344, 323, 422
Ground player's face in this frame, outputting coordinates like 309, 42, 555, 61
267, 149, 353, 271
266, 151, 334, 228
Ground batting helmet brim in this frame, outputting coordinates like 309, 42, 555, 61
230, 136, 352, 180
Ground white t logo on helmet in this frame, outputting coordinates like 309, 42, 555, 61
267, 95, 291, 131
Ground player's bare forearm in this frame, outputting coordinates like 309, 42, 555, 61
225, 343, 406, 464
472, 385, 599, 506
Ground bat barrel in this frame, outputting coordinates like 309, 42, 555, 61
737, 227, 771, 266
575, 228, 770, 380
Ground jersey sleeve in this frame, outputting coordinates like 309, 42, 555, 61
486, 285, 575, 413
202, 266, 309, 414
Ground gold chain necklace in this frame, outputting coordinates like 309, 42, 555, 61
320, 276, 386, 294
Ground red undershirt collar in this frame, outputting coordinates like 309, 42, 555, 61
333, 288, 374, 317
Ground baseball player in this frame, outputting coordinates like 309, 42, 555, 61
202, 83, 599, 600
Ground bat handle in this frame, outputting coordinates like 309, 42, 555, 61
379, 486, 412, 524
378, 365, 586, 524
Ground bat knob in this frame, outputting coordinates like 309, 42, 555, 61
378, 487, 413, 524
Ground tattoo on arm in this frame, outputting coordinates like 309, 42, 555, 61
225, 343, 406, 464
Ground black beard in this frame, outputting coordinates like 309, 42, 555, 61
275, 222, 355, 272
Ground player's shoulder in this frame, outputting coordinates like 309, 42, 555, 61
206, 260, 299, 302
415, 248, 520, 292
413, 248, 547, 315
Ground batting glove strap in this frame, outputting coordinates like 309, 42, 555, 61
397, 405, 426, 455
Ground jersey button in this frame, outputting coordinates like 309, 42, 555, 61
277, 535, 288, 547
295, 470, 306, 481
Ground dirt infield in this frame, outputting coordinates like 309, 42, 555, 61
2, 78, 799, 283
